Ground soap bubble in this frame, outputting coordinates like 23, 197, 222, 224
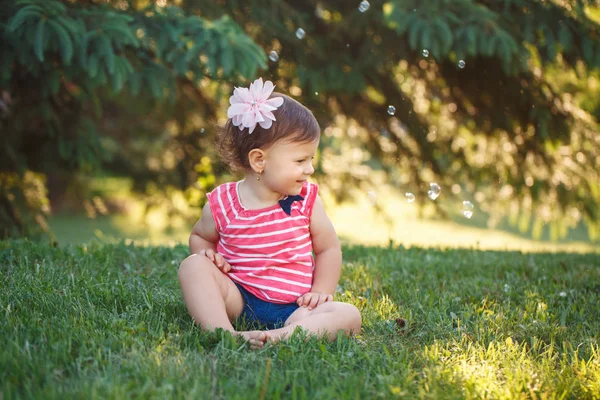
268, 50, 279, 62
358, 0, 370, 12
458, 60, 466, 69
367, 191, 377, 205
387, 105, 396, 115
461, 201, 474, 219
427, 183, 441, 200
405, 193, 415, 203
422, 49, 429, 58
296, 28, 306, 39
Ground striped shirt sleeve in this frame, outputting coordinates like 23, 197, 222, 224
206, 184, 229, 233
300, 182, 318, 217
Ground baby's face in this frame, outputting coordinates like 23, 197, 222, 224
262, 138, 319, 196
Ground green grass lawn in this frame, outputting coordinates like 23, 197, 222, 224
2, 240, 599, 399
47, 184, 599, 253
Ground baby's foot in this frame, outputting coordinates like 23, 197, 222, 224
237, 330, 270, 349
262, 328, 290, 345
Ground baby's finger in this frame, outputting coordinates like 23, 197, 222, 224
215, 255, 230, 271
317, 294, 330, 307
206, 249, 216, 259
299, 294, 311, 307
222, 261, 231, 272
307, 294, 320, 310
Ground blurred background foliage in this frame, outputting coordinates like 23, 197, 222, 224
0, 0, 599, 244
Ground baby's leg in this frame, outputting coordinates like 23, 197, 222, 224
178, 254, 268, 348
178, 254, 244, 329
265, 302, 361, 343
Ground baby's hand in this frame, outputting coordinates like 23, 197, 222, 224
198, 249, 231, 272
296, 292, 333, 310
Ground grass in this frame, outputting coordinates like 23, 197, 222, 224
1, 239, 599, 399
324, 186, 599, 253
47, 184, 599, 253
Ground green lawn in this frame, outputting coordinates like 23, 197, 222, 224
47, 184, 600, 253
2, 240, 599, 399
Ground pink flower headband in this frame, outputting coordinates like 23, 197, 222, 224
227, 78, 284, 134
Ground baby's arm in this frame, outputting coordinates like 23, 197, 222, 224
189, 203, 218, 254
189, 203, 230, 271
298, 195, 342, 309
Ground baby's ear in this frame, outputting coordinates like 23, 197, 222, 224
248, 148, 266, 173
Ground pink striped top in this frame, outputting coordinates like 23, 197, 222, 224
206, 181, 318, 303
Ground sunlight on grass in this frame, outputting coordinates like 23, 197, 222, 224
418, 338, 600, 399
48, 181, 599, 253
321, 186, 599, 253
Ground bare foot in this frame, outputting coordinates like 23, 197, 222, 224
237, 330, 270, 349
262, 327, 293, 345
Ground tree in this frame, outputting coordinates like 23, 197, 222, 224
0, 0, 265, 237
1, 0, 599, 242
190, 0, 600, 241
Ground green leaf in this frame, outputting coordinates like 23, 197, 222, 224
420, 24, 432, 52
541, 26, 556, 60
173, 53, 187, 75
96, 63, 107, 85
7, 7, 42, 32
408, 19, 422, 50
389, 10, 412, 35
430, 36, 441, 59
98, 35, 115, 75
522, 20, 534, 42
105, 24, 139, 47
47, 20, 73, 64
466, 27, 478, 56
485, 35, 498, 57
547, 41, 557, 60
34, 18, 46, 62
220, 46, 234, 77
120, 57, 134, 75
582, 37, 594, 63
434, 19, 453, 55
498, 38, 513, 74
110, 58, 124, 92
477, 33, 489, 56
558, 23, 572, 50
88, 52, 99, 78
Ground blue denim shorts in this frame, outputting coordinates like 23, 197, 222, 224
234, 283, 299, 330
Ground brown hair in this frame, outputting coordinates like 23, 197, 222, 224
216, 93, 320, 173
